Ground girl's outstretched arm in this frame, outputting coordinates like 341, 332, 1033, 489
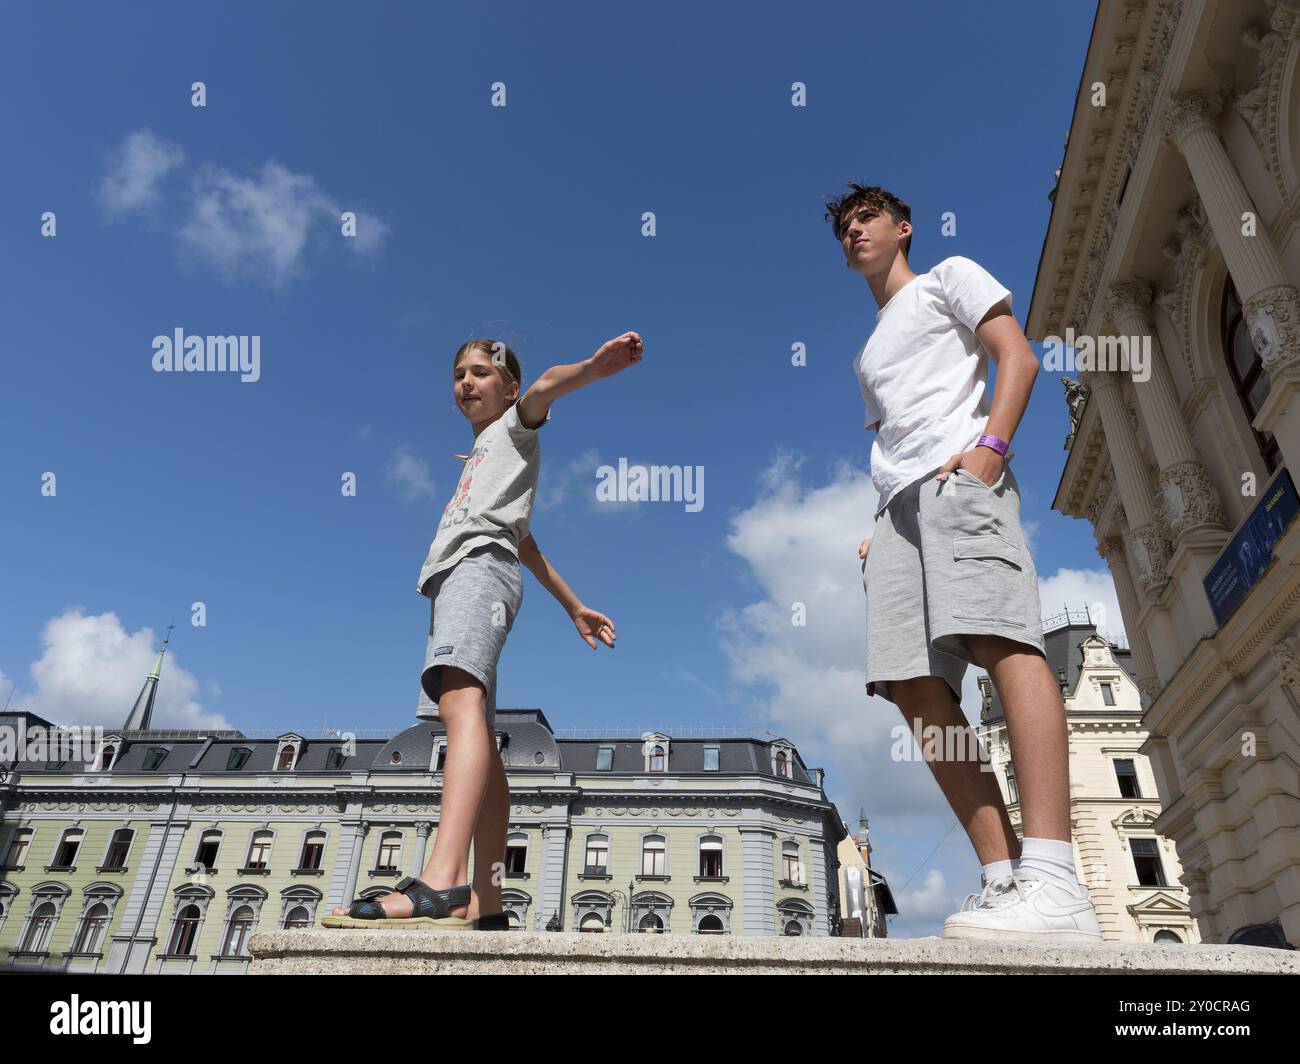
518, 533, 616, 649
517, 331, 643, 430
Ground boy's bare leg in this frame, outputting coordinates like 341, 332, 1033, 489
329, 666, 491, 919
890, 675, 1021, 864
966, 634, 1071, 842
470, 744, 510, 920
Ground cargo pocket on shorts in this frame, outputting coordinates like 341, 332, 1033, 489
950, 533, 1026, 626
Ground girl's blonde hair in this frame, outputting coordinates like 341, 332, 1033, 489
453, 338, 523, 392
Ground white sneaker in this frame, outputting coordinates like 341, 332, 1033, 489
941, 869, 1103, 943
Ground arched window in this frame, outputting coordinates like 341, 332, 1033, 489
222, 905, 256, 956
1153, 929, 1183, 944
781, 841, 804, 885
505, 833, 528, 876
72, 903, 110, 953
783, 919, 804, 936
244, 830, 273, 870
697, 914, 724, 935
96, 744, 116, 771
194, 830, 222, 871
649, 745, 666, 771
20, 901, 58, 952
298, 831, 326, 871
283, 905, 311, 930
53, 829, 84, 868
1221, 283, 1279, 471
5, 828, 34, 867
168, 904, 201, 956
276, 746, 295, 770
638, 912, 664, 933
104, 828, 133, 870
375, 831, 402, 872
641, 835, 666, 877
698, 836, 723, 878
579, 912, 606, 933
584, 834, 609, 876
775, 749, 790, 777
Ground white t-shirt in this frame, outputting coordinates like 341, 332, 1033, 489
417, 399, 551, 596
853, 256, 1012, 515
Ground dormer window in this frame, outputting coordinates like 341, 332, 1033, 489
641, 733, 671, 773
142, 747, 168, 771
596, 745, 614, 771
95, 744, 117, 772
226, 747, 252, 771
649, 745, 665, 771
771, 742, 794, 779
274, 737, 302, 772
325, 747, 346, 770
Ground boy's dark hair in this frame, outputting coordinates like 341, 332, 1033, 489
453, 338, 522, 392
825, 183, 912, 258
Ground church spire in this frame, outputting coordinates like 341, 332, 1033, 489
124, 623, 174, 732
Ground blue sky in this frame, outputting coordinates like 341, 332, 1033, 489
1, 1, 1110, 934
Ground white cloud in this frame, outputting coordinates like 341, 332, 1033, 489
5, 609, 230, 731
97, 129, 185, 214
385, 443, 437, 504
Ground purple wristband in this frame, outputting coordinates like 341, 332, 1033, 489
976, 433, 1009, 457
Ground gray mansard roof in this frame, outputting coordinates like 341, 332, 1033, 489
0, 708, 816, 784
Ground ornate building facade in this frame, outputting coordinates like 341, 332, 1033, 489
0, 704, 853, 973
976, 614, 1199, 943
1027, 0, 1300, 945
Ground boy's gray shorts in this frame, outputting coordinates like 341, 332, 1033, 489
863, 463, 1044, 706
416, 542, 523, 728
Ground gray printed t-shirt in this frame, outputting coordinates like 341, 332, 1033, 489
417, 400, 551, 597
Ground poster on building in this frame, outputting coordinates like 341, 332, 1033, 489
1204, 470, 1299, 626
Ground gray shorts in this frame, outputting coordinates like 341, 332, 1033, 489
416, 542, 523, 728
864, 463, 1044, 706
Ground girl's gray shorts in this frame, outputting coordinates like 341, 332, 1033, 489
416, 542, 523, 728
863, 463, 1045, 706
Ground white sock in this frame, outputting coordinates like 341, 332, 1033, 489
980, 859, 1015, 887
1018, 837, 1084, 897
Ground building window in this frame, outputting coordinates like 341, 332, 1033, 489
96, 744, 116, 771
781, 841, 804, 885
585, 835, 609, 875
1221, 283, 1279, 472
505, 833, 528, 875
699, 836, 723, 878
325, 747, 346, 770
641, 835, 667, 877
703, 746, 719, 771
284, 905, 311, 930
782, 919, 804, 936
579, 913, 606, 933
276, 746, 296, 771
1100, 682, 1116, 706
53, 829, 84, 868
104, 828, 133, 870
221, 905, 256, 957
1114, 759, 1141, 799
1131, 838, 1167, 887
195, 831, 222, 871
648, 745, 666, 772
1005, 761, 1019, 804
19, 901, 58, 953
638, 912, 664, 933
596, 745, 614, 771
435, 742, 448, 772
4, 828, 33, 866
72, 903, 110, 954
226, 747, 252, 771
168, 904, 201, 956
697, 914, 724, 935
299, 831, 325, 870
1153, 929, 1182, 944
376, 831, 402, 872
774, 749, 791, 778
245, 831, 273, 870
142, 747, 168, 771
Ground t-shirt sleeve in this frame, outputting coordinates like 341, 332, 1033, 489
505, 399, 551, 441
938, 256, 1013, 334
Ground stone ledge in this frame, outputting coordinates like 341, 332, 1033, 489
248, 930, 1300, 975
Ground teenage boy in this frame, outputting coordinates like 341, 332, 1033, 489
828, 183, 1102, 941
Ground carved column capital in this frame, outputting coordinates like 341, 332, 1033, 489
1106, 280, 1153, 323
1242, 283, 1300, 377
1161, 91, 1223, 147
1160, 460, 1227, 534
1270, 634, 1300, 694
1131, 521, 1172, 598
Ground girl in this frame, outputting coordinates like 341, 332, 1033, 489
324, 331, 643, 930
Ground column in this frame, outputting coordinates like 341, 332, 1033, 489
1106, 281, 1227, 538
335, 819, 369, 908
1097, 533, 1161, 705
536, 822, 569, 931
1081, 369, 1171, 596
409, 820, 432, 877
740, 825, 776, 936
1162, 91, 1300, 471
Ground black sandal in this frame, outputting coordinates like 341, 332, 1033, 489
322, 876, 472, 930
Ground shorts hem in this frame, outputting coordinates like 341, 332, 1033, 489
931, 626, 1046, 666
866, 673, 963, 706
421, 657, 492, 703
